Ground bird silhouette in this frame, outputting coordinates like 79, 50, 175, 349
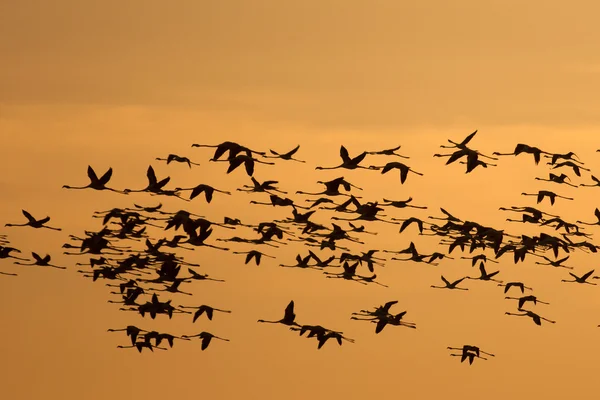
179, 305, 232, 322
5, 210, 62, 231
181, 332, 230, 350
431, 275, 468, 290
369, 162, 424, 184
155, 154, 200, 168
561, 269, 598, 285
63, 166, 126, 193
505, 310, 556, 326
257, 300, 301, 327
505, 295, 549, 309
315, 146, 371, 170
265, 145, 306, 162
498, 282, 533, 294
14, 252, 65, 269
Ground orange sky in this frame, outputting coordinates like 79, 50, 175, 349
2, 2, 600, 400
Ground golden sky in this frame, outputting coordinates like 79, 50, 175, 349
2, 1, 600, 399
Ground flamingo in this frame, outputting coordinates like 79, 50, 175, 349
5, 210, 61, 231
181, 332, 230, 350
315, 146, 371, 170
257, 300, 301, 327
492, 143, 549, 165
561, 269, 598, 285
63, 166, 125, 193
431, 275, 468, 290
505, 295, 549, 309
366, 145, 409, 158
369, 162, 423, 184
505, 310, 556, 326
179, 305, 232, 322
498, 282, 533, 294
155, 154, 200, 168
265, 145, 306, 162
14, 252, 65, 269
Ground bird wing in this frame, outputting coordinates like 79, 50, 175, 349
460, 130, 478, 146
203, 187, 214, 203
307, 250, 320, 263
189, 185, 206, 201
226, 157, 244, 174
399, 166, 409, 184
440, 208, 459, 221
87, 166, 99, 182
479, 262, 487, 276
446, 150, 465, 165
284, 145, 300, 157
381, 162, 396, 174
557, 256, 569, 264
351, 152, 367, 165
340, 146, 351, 163
582, 270, 595, 280
201, 335, 211, 350
99, 168, 113, 185
22, 210, 36, 223
155, 177, 171, 189
383, 300, 398, 310
284, 301, 295, 319
31, 252, 42, 262
441, 275, 450, 286
213, 143, 230, 160
243, 159, 255, 176
375, 319, 388, 334
146, 166, 157, 185
399, 219, 413, 234
193, 309, 204, 323
451, 277, 465, 286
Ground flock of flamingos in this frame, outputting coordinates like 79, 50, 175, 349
3, 130, 600, 365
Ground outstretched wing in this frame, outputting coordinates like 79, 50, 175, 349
22, 210, 36, 223
581, 269, 595, 281
146, 166, 157, 185
99, 168, 113, 185
284, 145, 300, 157
340, 146, 350, 163
351, 152, 367, 165
87, 166, 99, 182
460, 130, 478, 146
31, 252, 42, 262
284, 300, 295, 320
479, 262, 487, 276
451, 277, 465, 286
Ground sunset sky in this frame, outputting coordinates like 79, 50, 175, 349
2, 1, 600, 400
